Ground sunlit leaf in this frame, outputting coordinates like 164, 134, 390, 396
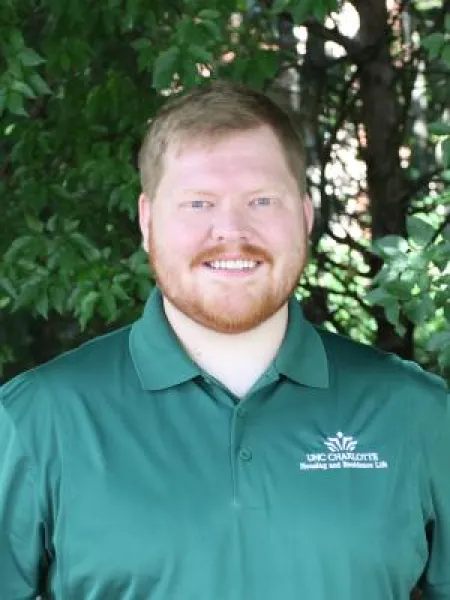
18, 47, 45, 67
407, 215, 435, 246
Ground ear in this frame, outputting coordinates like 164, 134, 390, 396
303, 195, 314, 235
138, 193, 152, 253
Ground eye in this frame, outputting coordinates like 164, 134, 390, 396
188, 199, 213, 209
250, 196, 275, 207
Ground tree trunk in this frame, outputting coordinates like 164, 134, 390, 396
355, 0, 414, 357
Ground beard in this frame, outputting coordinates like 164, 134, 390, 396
148, 226, 308, 334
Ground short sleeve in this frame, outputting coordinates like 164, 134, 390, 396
0, 397, 45, 599
422, 393, 450, 599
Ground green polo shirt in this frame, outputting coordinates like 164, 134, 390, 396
1, 288, 449, 600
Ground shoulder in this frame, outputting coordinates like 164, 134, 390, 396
1, 324, 134, 420
316, 326, 448, 409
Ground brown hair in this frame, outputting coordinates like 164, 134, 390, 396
138, 81, 307, 199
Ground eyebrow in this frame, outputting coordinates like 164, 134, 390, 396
180, 189, 218, 197
180, 187, 283, 197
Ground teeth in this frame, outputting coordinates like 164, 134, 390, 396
208, 260, 258, 270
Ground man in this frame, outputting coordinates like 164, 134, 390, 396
0, 82, 449, 599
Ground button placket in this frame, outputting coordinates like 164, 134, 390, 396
230, 402, 252, 504
236, 406, 247, 419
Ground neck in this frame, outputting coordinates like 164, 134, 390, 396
163, 298, 289, 398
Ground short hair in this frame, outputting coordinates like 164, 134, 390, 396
138, 80, 307, 200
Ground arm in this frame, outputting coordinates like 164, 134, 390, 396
422, 393, 450, 600
0, 401, 47, 599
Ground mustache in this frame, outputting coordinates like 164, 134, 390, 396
192, 244, 272, 266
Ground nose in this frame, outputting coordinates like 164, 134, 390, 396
210, 206, 250, 243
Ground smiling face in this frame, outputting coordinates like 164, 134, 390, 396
139, 125, 313, 334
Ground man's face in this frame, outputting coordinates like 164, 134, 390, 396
139, 125, 313, 334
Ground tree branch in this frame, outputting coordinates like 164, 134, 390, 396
304, 19, 362, 57
428, 213, 450, 246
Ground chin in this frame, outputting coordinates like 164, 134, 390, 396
192, 299, 284, 333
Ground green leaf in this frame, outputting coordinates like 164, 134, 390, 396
257, 49, 279, 79
271, 0, 292, 13
445, 304, 450, 322
199, 19, 221, 41
188, 44, 213, 64
446, 13, 450, 32
131, 37, 150, 51
384, 300, 404, 333
177, 16, 195, 45
29, 72, 52, 95
0, 91, 5, 117
442, 137, 450, 168
442, 43, 450, 66
99, 285, 118, 321
11, 80, 37, 98
9, 29, 25, 51
25, 214, 44, 233
311, 0, 337, 20
0, 297, 12, 310
70, 232, 101, 261
428, 121, 450, 136
291, 0, 314, 24
49, 285, 66, 315
180, 55, 200, 89
111, 281, 130, 302
152, 46, 179, 91
197, 9, 221, 20
0, 277, 17, 298
407, 215, 435, 246
384, 276, 415, 300
443, 190, 450, 205
405, 296, 436, 325
365, 287, 393, 305
7, 56, 24, 79
78, 290, 100, 329
35, 290, 49, 319
438, 346, 450, 370
6, 91, 27, 116
18, 48, 46, 67
422, 32, 445, 59
428, 330, 450, 352
372, 235, 408, 257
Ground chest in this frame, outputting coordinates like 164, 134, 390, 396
53, 384, 428, 597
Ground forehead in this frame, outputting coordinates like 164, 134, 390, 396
162, 126, 293, 185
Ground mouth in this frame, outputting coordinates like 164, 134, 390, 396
203, 259, 263, 274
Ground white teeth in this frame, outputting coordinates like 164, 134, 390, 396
208, 260, 258, 270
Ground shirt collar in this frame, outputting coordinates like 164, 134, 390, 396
130, 288, 201, 391
130, 288, 329, 391
274, 297, 330, 389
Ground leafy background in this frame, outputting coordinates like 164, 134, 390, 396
1, 0, 449, 385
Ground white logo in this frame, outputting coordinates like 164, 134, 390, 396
299, 432, 389, 472
324, 431, 357, 452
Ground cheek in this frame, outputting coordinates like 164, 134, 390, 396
265, 220, 304, 252
157, 220, 205, 257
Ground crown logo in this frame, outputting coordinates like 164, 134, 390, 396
324, 432, 358, 452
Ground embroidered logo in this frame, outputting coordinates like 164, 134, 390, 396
299, 432, 389, 472
324, 432, 357, 452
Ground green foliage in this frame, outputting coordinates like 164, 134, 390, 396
369, 209, 450, 372
270, 0, 338, 22
368, 8, 450, 376
0, 0, 334, 378
1, 0, 449, 383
